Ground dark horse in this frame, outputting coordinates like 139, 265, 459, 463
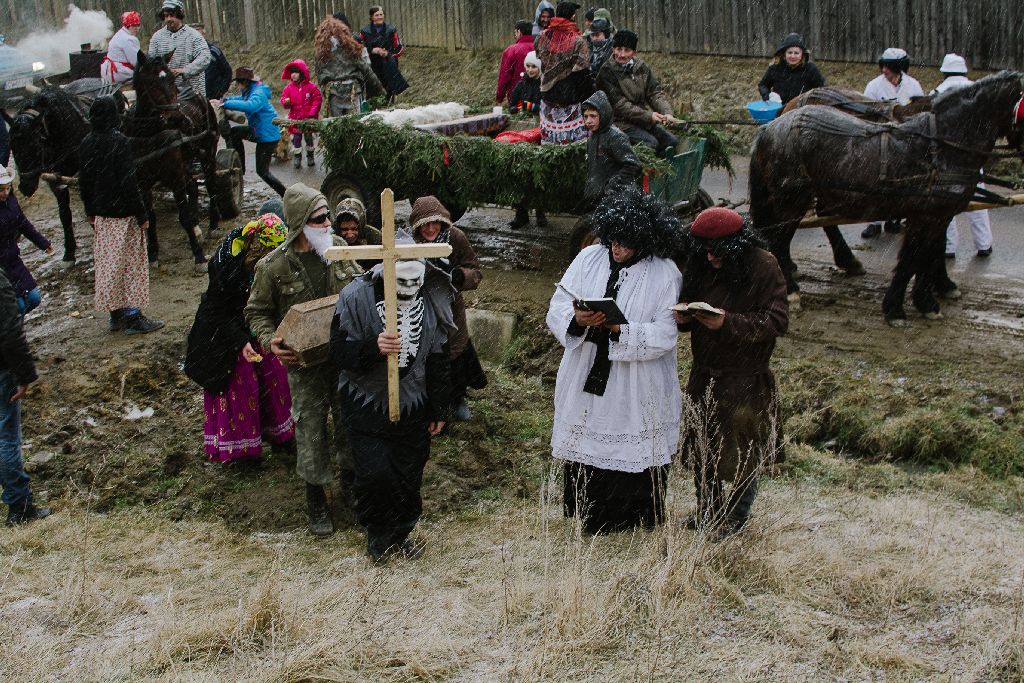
750, 71, 1022, 323
122, 50, 220, 266
776, 87, 935, 289
4, 86, 87, 263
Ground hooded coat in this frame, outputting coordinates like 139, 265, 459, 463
223, 81, 280, 143
77, 96, 147, 222
281, 59, 323, 123
757, 34, 825, 104
205, 41, 233, 100
244, 183, 361, 352
409, 196, 482, 359
533, 1, 555, 36
334, 197, 382, 271
583, 91, 642, 202
596, 56, 673, 132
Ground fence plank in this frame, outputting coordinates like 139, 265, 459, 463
4, 0, 1023, 69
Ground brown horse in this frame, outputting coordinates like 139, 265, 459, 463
123, 50, 224, 265
782, 86, 931, 122
750, 71, 1022, 323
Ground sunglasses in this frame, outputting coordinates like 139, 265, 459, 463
309, 212, 331, 224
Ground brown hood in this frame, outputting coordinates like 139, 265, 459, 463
408, 195, 452, 241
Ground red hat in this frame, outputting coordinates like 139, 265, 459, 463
691, 207, 744, 240
121, 11, 141, 27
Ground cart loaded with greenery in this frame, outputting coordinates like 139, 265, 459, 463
307, 113, 731, 251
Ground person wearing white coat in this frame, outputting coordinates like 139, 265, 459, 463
547, 190, 682, 534
931, 53, 994, 259
101, 12, 142, 84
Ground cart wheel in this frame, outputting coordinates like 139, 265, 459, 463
213, 149, 243, 219
567, 213, 598, 258
322, 172, 381, 227
676, 188, 714, 222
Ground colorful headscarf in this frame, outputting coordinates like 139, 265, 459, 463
230, 212, 288, 256
121, 11, 142, 27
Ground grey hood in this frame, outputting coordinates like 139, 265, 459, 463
583, 90, 614, 133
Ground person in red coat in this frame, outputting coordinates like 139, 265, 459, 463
496, 20, 536, 106
280, 59, 323, 169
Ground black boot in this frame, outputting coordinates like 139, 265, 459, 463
535, 209, 548, 227
510, 206, 530, 229
6, 499, 51, 527
861, 223, 882, 238
715, 479, 759, 540
684, 474, 723, 531
108, 308, 126, 332
122, 312, 165, 335
305, 483, 334, 537
307, 149, 315, 167
883, 219, 903, 234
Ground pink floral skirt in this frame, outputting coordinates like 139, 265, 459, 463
93, 215, 149, 312
203, 347, 294, 462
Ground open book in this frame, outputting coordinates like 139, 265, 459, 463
556, 282, 628, 326
670, 301, 724, 317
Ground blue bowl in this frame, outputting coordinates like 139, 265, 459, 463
747, 100, 783, 124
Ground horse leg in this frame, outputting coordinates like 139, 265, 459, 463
934, 240, 960, 300
823, 226, 865, 275
910, 221, 945, 319
52, 183, 76, 264
174, 181, 206, 268
882, 222, 922, 325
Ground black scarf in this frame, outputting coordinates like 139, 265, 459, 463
582, 250, 639, 395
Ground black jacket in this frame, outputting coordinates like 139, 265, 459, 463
0, 270, 37, 386
205, 41, 233, 100
77, 96, 147, 222
757, 62, 826, 104
359, 22, 409, 96
583, 91, 642, 202
509, 75, 541, 113
184, 226, 256, 394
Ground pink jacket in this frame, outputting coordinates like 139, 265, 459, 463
280, 59, 323, 129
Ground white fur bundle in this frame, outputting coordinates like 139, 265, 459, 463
366, 102, 466, 127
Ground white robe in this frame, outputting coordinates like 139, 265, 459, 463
547, 245, 682, 473
863, 73, 924, 105
101, 28, 140, 84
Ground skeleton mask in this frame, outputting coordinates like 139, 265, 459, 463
395, 260, 426, 301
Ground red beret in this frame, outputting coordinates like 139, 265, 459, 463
691, 207, 744, 240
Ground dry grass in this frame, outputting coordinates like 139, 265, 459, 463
2, 450, 1022, 682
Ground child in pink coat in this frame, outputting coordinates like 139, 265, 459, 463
280, 59, 323, 168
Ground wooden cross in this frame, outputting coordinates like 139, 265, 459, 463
325, 188, 452, 422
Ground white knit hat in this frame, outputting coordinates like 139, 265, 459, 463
0, 166, 14, 186
524, 51, 541, 69
939, 53, 968, 74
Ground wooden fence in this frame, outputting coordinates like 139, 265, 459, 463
5, 0, 1024, 69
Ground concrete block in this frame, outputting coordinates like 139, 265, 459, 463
466, 308, 518, 362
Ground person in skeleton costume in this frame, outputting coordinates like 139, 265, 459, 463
546, 189, 683, 534
330, 246, 455, 561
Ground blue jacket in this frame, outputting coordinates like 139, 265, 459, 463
223, 82, 279, 143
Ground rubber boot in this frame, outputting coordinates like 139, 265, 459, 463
305, 483, 334, 537
715, 479, 759, 540
307, 149, 315, 168
292, 149, 302, 169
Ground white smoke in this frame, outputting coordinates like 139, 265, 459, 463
16, 4, 114, 74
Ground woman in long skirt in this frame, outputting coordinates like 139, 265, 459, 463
77, 95, 163, 334
185, 204, 294, 463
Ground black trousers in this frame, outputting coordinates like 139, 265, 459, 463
626, 124, 678, 159
564, 462, 668, 534
228, 126, 286, 197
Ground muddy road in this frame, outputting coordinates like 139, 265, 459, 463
11, 142, 1024, 532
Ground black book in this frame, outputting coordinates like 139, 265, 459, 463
556, 282, 628, 326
